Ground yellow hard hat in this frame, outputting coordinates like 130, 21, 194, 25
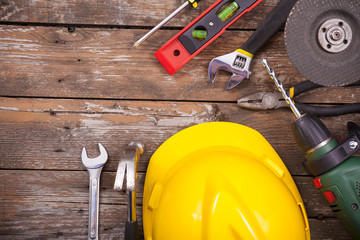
143, 122, 310, 240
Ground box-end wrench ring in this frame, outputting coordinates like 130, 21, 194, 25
81, 143, 108, 240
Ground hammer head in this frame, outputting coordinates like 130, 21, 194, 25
113, 142, 144, 191
208, 50, 253, 90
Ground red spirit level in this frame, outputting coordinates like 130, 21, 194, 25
154, 0, 263, 75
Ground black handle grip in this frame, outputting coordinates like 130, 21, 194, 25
241, 0, 298, 55
125, 220, 140, 240
348, 122, 360, 137
295, 102, 360, 117
293, 79, 360, 96
291, 113, 331, 153
188, 0, 201, 7
293, 80, 321, 96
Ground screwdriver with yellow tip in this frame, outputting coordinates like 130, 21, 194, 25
133, 0, 200, 48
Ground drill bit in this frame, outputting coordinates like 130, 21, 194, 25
262, 59, 302, 118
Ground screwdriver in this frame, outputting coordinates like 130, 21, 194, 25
133, 0, 200, 48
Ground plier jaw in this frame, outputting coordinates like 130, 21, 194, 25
237, 92, 288, 110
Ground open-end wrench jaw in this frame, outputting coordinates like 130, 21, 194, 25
81, 143, 108, 169
208, 51, 252, 90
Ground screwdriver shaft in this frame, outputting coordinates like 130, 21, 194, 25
133, 1, 190, 47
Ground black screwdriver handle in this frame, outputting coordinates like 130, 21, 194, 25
187, 0, 201, 8
124, 220, 140, 240
241, 0, 298, 55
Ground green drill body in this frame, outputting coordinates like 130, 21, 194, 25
263, 59, 360, 239
311, 148, 360, 238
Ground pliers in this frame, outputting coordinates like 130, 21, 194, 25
237, 80, 360, 117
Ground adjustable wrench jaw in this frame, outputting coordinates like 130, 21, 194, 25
208, 50, 252, 90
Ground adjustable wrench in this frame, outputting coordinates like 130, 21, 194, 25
81, 143, 108, 240
208, 0, 297, 90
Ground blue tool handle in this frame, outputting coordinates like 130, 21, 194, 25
125, 220, 140, 240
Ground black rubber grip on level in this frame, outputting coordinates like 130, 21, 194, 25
179, 0, 259, 54
125, 221, 140, 240
241, 0, 298, 55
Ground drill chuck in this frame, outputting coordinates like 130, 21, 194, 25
292, 114, 360, 239
263, 59, 360, 239
291, 114, 332, 154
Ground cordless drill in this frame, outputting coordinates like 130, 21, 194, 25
263, 59, 360, 239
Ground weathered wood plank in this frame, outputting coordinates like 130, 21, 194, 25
0, 170, 336, 217
1, 26, 359, 102
0, 170, 351, 239
1, 1, 358, 239
0, 0, 279, 29
0, 98, 359, 175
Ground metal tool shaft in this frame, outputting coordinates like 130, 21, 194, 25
113, 142, 144, 240
127, 190, 136, 222
81, 143, 108, 240
262, 59, 301, 118
87, 169, 102, 240
133, 1, 189, 47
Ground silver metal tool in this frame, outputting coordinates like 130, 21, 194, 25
262, 58, 301, 117
208, 0, 298, 90
114, 142, 144, 240
133, 0, 199, 48
237, 91, 289, 110
81, 143, 108, 240
209, 51, 252, 90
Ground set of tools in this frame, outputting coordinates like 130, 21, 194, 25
154, 0, 263, 75
208, 0, 297, 89
131, 0, 360, 238
263, 59, 360, 239
81, 142, 144, 240
237, 80, 360, 116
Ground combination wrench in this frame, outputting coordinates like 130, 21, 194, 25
81, 143, 108, 240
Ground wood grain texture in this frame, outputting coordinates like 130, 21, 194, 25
1, 0, 359, 239
0, 0, 279, 28
1, 26, 359, 102
0, 170, 352, 239
0, 97, 358, 173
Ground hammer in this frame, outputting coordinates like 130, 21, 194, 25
114, 142, 144, 240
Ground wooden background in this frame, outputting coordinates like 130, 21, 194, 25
1, 0, 359, 239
